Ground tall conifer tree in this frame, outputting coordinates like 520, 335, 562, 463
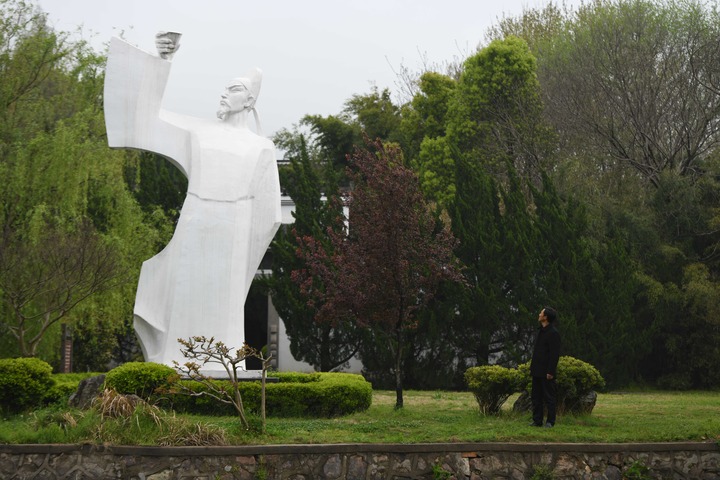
264, 136, 360, 372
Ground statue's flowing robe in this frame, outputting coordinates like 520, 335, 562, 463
104, 37, 281, 367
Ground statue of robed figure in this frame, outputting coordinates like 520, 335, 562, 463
104, 32, 282, 370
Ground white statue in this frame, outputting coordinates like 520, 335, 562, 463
104, 32, 282, 370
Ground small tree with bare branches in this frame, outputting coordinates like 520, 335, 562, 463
0, 220, 126, 357
172, 336, 272, 432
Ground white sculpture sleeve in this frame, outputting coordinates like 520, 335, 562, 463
104, 37, 191, 178
246, 147, 283, 282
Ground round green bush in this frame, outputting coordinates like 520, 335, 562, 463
0, 357, 55, 414
105, 362, 176, 399
465, 365, 520, 415
518, 356, 605, 413
302, 372, 372, 417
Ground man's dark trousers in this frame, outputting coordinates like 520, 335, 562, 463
531, 376, 557, 426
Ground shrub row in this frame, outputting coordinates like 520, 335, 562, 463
0, 357, 371, 418
465, 356, 605, 415
104, 362, 372, 417
161, 372, 371, 417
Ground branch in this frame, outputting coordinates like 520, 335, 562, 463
172, 336, 264, 430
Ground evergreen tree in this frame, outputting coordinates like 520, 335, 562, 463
531, 175, 630, 382
490, 164, 543, 363
264, 136, 360, 371
447, 157, 505, 365
123, 151, 187, 225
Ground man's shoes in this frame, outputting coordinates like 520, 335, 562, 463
528, 422, 543, 427
543, 422, 554, 428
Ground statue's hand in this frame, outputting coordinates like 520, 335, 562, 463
155, 31, 181, 59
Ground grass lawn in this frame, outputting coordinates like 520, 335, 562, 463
256, 390, 720, 444
1, 390, 718, 445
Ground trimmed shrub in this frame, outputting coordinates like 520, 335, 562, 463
291, 372, 372, 417
164, 372, 372, 417
465, 365, 520, 414
0, 357, 55, 414
518, 356, 605, 414
105, 362, 176, 399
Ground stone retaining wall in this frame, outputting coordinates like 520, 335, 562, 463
1, 442, 718, 479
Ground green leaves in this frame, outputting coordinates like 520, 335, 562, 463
539, 0, 720, 185
0, 0, 174, 361
464, 365, 519, 415
0, 357, 55, 414
104, 361, 176, 400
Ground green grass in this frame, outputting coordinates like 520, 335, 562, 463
1, 390, 718, 445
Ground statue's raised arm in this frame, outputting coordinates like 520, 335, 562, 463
104, 33, 190, 177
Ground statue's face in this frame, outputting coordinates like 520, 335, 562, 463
217, 79, 253, 119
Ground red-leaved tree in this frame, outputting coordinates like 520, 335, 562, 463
293, 138, 464, 408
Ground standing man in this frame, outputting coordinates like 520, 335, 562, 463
530, 306, 561, 427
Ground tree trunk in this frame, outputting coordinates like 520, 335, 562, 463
320, 324, 331, 372
19, 332, 29, 357
394, 326, 403, 409
261, 358, 268, 434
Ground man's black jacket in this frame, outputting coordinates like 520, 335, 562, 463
530, 323, 561, 378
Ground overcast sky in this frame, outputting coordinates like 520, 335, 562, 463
37, 0, 578, 138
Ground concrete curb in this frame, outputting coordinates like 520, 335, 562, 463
2, 441, 717, 455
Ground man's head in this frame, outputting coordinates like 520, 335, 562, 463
217, 68, 262, 120
538, 306, 557, 326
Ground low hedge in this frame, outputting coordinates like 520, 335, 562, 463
161, 372, 372, 417
0, 357, 55, 414
271, 371, 322, 383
